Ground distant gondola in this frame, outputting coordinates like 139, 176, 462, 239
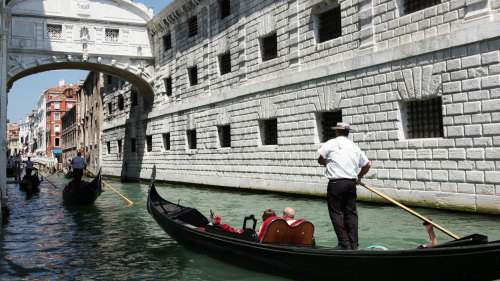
146, 166, 500, 281
19, 170, 42, 194
63, 168, 73, 179
62, 168, 102, 205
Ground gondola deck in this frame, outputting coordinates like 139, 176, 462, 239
146, 167, 500, 281
62, 168, 102, 205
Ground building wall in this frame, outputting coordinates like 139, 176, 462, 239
101, 0, 500, 213
62, 106, 77, 168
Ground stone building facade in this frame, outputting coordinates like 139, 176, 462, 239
101, 0, 500, 213
62, 106, 77, 169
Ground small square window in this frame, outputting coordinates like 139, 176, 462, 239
47, 24, 62, 39
403, 0, 441, 14
107, 142, 111, 154
188, 16, 198, 37
317, 111, 343, 143
130, 138, 136, 153
318, 6, 341, 43
163, 133, 171, 151
54, 102, 60, 109
188, 66, 198, 86
54, 112, 60, 121
187, 129, 197, 149
403, 98, 443, 139
163, 33, 172, 51
219, 52, 231, 75
105, 28, 119, 42
260, 119, 278, 146
261, 33, 277, 62
146, 135, 153, 152
218, 125, 231, 148
220, 0, 231, 19
164, 77, 173, 96
55, 138, 60, 147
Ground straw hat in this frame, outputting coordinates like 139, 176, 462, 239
331, 122, 353, 131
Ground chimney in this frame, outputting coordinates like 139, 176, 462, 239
59, 79, 65, 86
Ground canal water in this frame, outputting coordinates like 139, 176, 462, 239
2, 172, 500, 280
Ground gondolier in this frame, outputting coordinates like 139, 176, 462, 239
24, 156, 34, 177
317, 122, 371, 250
71, 152, 87, 183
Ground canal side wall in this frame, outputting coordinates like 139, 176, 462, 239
101, 0, 500, 214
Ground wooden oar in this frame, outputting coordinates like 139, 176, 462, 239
359, 182, 460, 240
39, 173, 58, 189
85, 169, 134, 205
102, 180, 134, 205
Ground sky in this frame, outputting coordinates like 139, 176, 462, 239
7, 0, 173, 124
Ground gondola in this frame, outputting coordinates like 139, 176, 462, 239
19, 170, 42, 194
62, 168, 102, 205
147, 166, 500, 281
63, 168, 73, 179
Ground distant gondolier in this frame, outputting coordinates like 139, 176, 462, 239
317, 122, 371, 250
71, 152, 87, 183
25, 156, 34, 177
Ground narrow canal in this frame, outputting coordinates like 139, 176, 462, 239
2, 173, 500, 280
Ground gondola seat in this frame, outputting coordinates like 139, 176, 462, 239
259, 217, 315, 245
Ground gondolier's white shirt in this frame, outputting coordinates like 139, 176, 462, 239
317, 136, 369, 180
71, 156, 87, 169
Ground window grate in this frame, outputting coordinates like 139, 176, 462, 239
105, 29, 119, 42
320, 111, 343, 142
220, 0, 231, 19
107, 142, 111, 154
406, 98, 443, 139
131, 89, 138, 106
188, 17, 198, 37
261, 33, 277, 62
164, 77, 172, 96
187, 130, 197, 149
118, 95, 124, 110
117, 140, 122, 154
219, 52, 231, 75
163, 33, 171, 51
47, 24, 62, 39
189, 66, 198, 86
163, 133, 171, 151
146, 135, 153, 152
218, 125, 231, 148
318, 6, 341, 43
403, 0, 441, 14
262, 119, 278, 145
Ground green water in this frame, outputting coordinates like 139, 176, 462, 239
2, 173, 500, 280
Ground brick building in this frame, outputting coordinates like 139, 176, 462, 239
100, 0, 500, 213
45, 80, 78, 161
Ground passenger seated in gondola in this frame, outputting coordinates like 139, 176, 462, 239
258, 209, 278, 236
419, 218, 439, 248
210, 209, 244, 233
258, 209, 315, 245
283, 207, 296, 225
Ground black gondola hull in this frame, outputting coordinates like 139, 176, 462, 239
62, 169, 102, 205
147, 181, 500, 281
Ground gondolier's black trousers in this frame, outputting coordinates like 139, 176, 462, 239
327, 179, 358, 250
26, 168, 32, 177
73, 168, 83, 183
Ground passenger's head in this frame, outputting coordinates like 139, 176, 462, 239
28, 157, 31, 160
262, 209, 276, 222
283, 207, 295, 221
77, 151, 82, 157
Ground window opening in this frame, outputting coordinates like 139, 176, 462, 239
219, 52, 231, 75
261, 119, 278, 145
146, 135, 153, 152
164, 77, 173, 96
163, 33, 172, 51
105, 29, 119, 42
261, 33, 278, 62
187, 130, 197, 149
218, 125, 231, 148
188, 17, 198, 37
319, 111, 343, 142
403, 0, 441, 14
47, 24, 62, 39
189, 66, 198, 86
163, 133, 171, 151
318, 6, 341, 43
220, 0, 231, 19
130, 138, 136, 153
405, 98, 443, 139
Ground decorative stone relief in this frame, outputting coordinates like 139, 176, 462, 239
397, 66, 442, 101
256, 14, 276, 37
216, 108, 230, 125
186, 114, 195, 130
258, 98, 278, 119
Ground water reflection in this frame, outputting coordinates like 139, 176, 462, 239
1, 173, 500, 280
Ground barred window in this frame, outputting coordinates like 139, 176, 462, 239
47, 24, 62, 39
131, 88, 138, 106
188, 16, 198, 37
405, 98, 443, 139
218, 125, 231, 148
188, 66, 198, 86
260, 119, 278, 146
164, 77, 172, 96
318, 6, 341, 43
220, 0, 231, 19
261, 33, 277, 62
163, 133, 171, 151
105, 29, 119, 42
130, 138, 136, 153
318, 111, 343, 142
403, 0, 441, 14
117, 139, 122, 154
107, 142, 111, 154
187, 130, 197, 149
108, 102, 112, 114
163, 33, 171, 51
146, 135, 153, 152
219, 52, 231, 75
